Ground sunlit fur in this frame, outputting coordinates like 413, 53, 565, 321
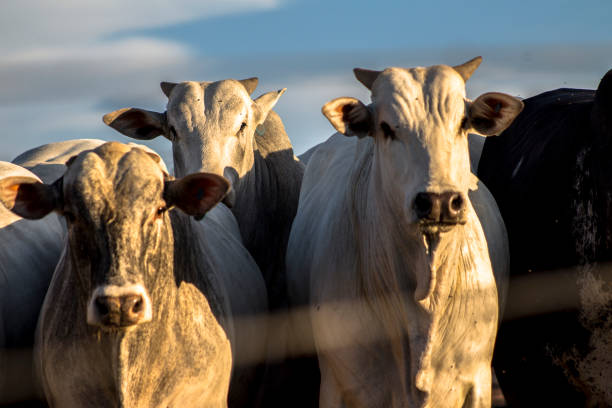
370, 66, 474, 217
287, 64, 509, 407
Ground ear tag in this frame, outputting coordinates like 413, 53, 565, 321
255, 125, 265, 136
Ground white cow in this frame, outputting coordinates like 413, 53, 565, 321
287, 57, 523, 407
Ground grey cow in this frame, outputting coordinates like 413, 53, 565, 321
0, 142, 267, 407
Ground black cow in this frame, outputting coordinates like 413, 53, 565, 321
478, 69, 612, 407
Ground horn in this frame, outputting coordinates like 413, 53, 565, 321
354, 68, 382, 90
160, 82, 178, 98
238, 77, 259, 95
452, 56, 483, 82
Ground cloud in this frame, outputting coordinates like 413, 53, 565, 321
0, 0, 286, 108
0, 0, 282, 55
0, 38, 198, 107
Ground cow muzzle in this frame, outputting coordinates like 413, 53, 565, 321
413, 191, 467, 233
87, 285, 152, 328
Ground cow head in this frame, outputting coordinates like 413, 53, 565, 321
0, 142, 230, 330
102, 78, 285, 204
322, 57, 523, 234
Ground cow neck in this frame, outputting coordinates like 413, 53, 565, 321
169, 211, 231, 327
348, 139, 494, 404
232, 141, 301, 310
117, 212, 231, 406
115, 212, 231, 407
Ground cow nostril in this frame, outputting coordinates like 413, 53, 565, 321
450, 194, 464, 212
133, 298, 143, 314
122, 295, 145, 318
414, 193, 433, 218
95, 297, 109, 316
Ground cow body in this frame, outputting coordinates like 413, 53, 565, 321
287, 59, 521, 407
0, 162, 64, 404
478, 70, 612, 407
0, 143, 267, 407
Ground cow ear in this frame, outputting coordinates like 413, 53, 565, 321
160, 82, 178, 98
103, 108, 167, 140
253, 89, 286, 124
164, 173, 230, 220
467, 92, 524, 136
354, 68, 381, 90
0, 176, 61, 219
322, 97, 372, 138
238, 77, 259, 95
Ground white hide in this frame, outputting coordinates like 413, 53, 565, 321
287, 63, 511, 408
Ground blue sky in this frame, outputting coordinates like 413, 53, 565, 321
1, 0, 611, 164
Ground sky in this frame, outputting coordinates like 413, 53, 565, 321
1, 0, 611, 165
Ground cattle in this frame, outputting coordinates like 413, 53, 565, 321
0, 142, 268, 407
102, 79, 309, 407
0, 162, 64, 405
0, 139, 169, 405
477, 69, 612, 407
287, 57, 524, 407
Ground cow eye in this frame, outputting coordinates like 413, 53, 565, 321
238, 122, 247, 134
380, 122, 396, 140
